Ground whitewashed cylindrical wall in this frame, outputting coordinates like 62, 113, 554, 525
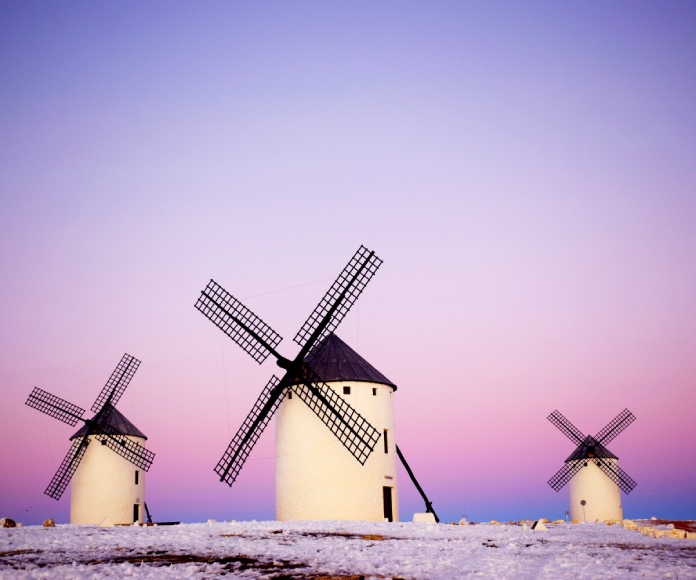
276, 380, 398, 522
568, 459, 623, 522
70, 435, 146, 525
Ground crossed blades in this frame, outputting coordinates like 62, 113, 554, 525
547, 409, 637, 494
195, 245, 383, 487
25, 354, 155, 500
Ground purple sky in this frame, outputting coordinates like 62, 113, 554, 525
1, 1, 695, 525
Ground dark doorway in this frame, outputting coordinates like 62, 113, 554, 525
382, 486, 393, 522
133, 504, 139, 523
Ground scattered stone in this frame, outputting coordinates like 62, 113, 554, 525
0, 518, 17, 528
207, 519, 217, 524
490, 520, 501, 525
43, 518, 55, 528
571, 519, 579, 524
540, 518, 548, 524
686, 532, 696, 540
623, 520, 638, 530
651, 516, 657, 520
552, 520, 564, 525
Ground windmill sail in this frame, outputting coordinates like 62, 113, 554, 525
197, 246, 384, 488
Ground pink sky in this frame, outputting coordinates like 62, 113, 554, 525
1, 1, 695, 525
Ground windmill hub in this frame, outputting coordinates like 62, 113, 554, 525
276, 357, 294, 371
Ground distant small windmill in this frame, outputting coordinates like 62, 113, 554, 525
547, 409, 637, 522
25, 353, 154, 524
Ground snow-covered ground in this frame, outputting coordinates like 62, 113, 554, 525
1, 519, 695, 579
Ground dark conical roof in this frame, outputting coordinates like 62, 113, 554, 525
565, 435, 617, 462
70, 404, 147, 440
302, 333, 396, 390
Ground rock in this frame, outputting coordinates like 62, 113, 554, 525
623, 521, 638, 530
531, 520, 548, 531
571, 519, 579, 524
667, 529, 686, 539
490, 520, 501, 525
413, 513, 437, 524
686, 532, 696, 540
552, 520, 564, 525
650, 516, 657, 520
540, 518, 548, 524
0, 518, 17, 528
207, 519, 217, 524
98, 517, 115, 528
43, 518, 55, 528
458, 518, 467, 526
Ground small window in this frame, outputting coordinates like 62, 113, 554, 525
135, 471, 139, 485
372, 388, 377, 396
343, 386, 351, 395
383, 429, 389, 454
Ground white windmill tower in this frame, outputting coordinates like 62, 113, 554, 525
547, 409, 637, 522
196, 246, 440, 522
25, 354, 155, 524
276, 333, 398, 521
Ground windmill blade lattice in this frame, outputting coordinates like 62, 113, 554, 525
26, 387, 85, 427
195, 280, 283, 364
293, 245, 382, 350
96, 423, 155, 472
215, 376, 285, 486
547, 459, 585, 492
547, 410, 585, 445
292, 367, 381, 465
594, 409, 636, 446
593, 459, 638, 494
91, 354, 141, 413
44, 436, 90, 500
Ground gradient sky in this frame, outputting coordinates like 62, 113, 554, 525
1, 1, 695, 525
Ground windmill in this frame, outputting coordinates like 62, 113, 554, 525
547, 409, 637, 522
25, 353, 154, 524
195, 246, 383, 493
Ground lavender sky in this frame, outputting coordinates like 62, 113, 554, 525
1, 2, 695, 525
